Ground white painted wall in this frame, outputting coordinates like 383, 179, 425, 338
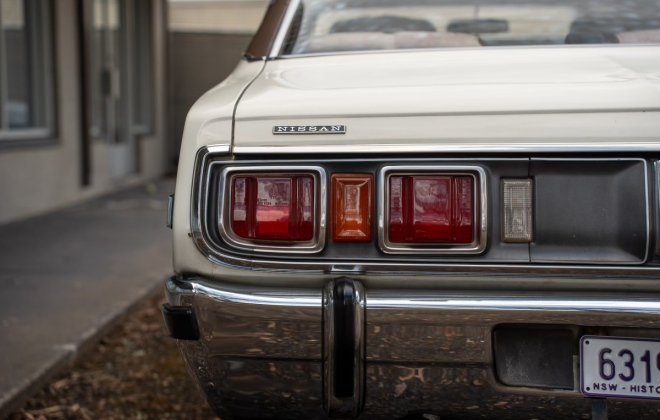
169, 0, 268, 34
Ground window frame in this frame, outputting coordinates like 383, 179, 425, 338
0, 0, 56, 145
86, 0, 154, 143
130, 0, 153, 136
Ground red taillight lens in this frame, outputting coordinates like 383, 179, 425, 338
389, 175, 473, 243
231, 175, 314, 241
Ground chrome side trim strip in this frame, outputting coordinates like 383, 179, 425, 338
249, 259, 660, 278
268, 0, 302, 58
205, 144, 231, 155
377, 165, 487, 255
214, 165, 327, 253
167, 194, 174, 229
237, 108, 657, 122
233, 143, 660, 155
270, 42, 660, 61
368, 295, 660, 313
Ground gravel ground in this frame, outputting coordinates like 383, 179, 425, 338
5, 294, 218, 420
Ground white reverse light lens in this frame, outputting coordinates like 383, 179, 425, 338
502, 179, 533, 243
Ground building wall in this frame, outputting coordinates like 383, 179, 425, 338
0, 0, 169, 226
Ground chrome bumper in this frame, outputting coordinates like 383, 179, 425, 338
165, 277, 660, 419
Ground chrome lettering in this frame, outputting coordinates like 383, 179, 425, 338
273, 124, 345, 134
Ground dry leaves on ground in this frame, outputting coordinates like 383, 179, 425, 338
8, 294, 218, 420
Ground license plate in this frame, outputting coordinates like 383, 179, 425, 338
581, 336, 660, 400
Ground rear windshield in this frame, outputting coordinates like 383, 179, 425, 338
279, 0, 660, 55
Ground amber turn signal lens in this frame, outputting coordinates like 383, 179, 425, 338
331, 174, 373, 242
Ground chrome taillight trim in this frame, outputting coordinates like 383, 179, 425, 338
190, 146, 658, 277
214, 165, 327, 253
377, 165, 488, 255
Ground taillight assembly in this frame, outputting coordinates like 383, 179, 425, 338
379, 166, 487, 254
219, 167, 326, 253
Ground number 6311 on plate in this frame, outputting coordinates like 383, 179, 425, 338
581, 336, 660, 400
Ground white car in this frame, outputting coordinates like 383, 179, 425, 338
163, 0, 660, 418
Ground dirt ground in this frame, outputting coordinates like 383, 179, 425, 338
6, 294, 218, 420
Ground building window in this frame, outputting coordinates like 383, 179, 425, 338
87, 0, 153, 144
0, 0, 53, 141
131, 0, 152, 135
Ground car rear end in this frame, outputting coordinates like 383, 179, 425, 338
165, 0, 660, 418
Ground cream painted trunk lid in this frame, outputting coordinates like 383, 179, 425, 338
233, 46, 660, 153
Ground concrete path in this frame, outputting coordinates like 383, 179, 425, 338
0, 179, 175, 418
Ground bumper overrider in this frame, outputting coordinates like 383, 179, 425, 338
162, 276, 660, 419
